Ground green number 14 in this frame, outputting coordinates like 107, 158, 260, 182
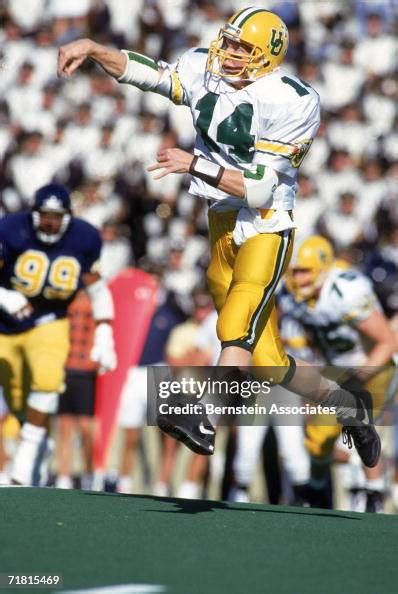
195, 93, 254, 163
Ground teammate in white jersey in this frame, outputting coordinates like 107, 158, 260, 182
285, 236, 396, 371
284, 235, 397, 511
58, 7, 381, 470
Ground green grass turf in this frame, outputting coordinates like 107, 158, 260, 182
1, 487, 397, 594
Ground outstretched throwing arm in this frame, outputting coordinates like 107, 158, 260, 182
57, 38, 127, 79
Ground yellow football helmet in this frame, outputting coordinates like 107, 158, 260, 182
286, 236, 335, 301
206, 7, 289, 81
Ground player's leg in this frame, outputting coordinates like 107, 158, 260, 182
0, 410, 9, 484
230, 425, 268, 502
157, 210, 235, 454
206, 210, 236, 315
55, 414, 75, 489
217, 225, 293, 370
219, 218, 381, 468
11, 319, 69, 486
77, 415, 95, 490
275, 423, 311, 502
357, 370, 393, 512
155, 434, 179, 496
282, 361, 381, 469
116, 366, 147, 494
157, 213, 294, 455
0, 333, 25, 416
74, 371, 96, 490
55, 368, 80, 488
0, 335, 25, 484
223, 242, 293, 501
176, 453, 209, 499
305, 421, 340, 508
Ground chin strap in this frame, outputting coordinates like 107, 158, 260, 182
32, 212, 71, 244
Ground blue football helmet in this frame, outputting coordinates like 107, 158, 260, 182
32, 184, 72, 244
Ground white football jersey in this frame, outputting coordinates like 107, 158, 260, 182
283, 266, 379, 366
155, 48, 321, 210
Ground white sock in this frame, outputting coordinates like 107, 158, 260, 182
153, 481, 169, 497
56, 475, 74, 489
229, 486, 250, 503
91, 470, 105, 492
116, 475, 133, 494
0, 470, 10, 485
177, 480, 201, 499
11, 423, 48, 486
365, 478, 385, 492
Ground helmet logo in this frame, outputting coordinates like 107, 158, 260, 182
270, 29, 284, 56
41, 196, 65, 212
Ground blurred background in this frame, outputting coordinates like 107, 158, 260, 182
0, 0, 398, 512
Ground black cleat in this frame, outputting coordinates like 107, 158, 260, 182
157, 403, 215, 455
340, 390, 381, 468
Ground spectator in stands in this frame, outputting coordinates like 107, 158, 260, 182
321, 39, 366, 113
319, 191, 364, 250
294, 174, 323, 245
72, 180, 124, 229
353, 12, 398, 77
99, 222, 133, 281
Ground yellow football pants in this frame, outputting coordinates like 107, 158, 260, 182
0, 319, 70, 413
305, 364, 397, 458
207, 209, 293, 376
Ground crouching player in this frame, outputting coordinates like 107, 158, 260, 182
284, 236, 398, 511
0, 184, 117, 486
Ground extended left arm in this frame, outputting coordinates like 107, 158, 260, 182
147, 148, 278, 207
147, 148, 244, 196
82, 272, 117, 373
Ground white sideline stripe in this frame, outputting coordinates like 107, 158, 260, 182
233, 7, 257, 27
59, 585, 165, 594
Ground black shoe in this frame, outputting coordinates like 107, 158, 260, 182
340, 390, 381, 468
157, 403, 215, 455
365, 490, 384, 513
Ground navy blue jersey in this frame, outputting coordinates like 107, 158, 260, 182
0, 212, 102, 334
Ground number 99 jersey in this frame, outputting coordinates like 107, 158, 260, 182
0, 212, 102, 334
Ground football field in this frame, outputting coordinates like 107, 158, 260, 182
1, 487, 397, 594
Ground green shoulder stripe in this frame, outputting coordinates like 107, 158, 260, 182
127, 51, 158, 71
194, 48, 209, 54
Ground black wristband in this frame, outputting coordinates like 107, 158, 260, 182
189, 155, 225, 187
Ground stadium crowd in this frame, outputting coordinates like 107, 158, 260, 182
0, 0, 398, 512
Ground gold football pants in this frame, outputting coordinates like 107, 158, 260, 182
0, 319, 69, 413
207, 209, 293, 376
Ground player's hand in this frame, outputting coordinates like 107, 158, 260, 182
0, 288, 33, 320
90, 322, 117, 374
57, 39, 94, 77
147, 148, 194, 180
13, 302, 33, 320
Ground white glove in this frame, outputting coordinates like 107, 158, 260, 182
90, 322, 117, 374
0, 288, 33, 319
